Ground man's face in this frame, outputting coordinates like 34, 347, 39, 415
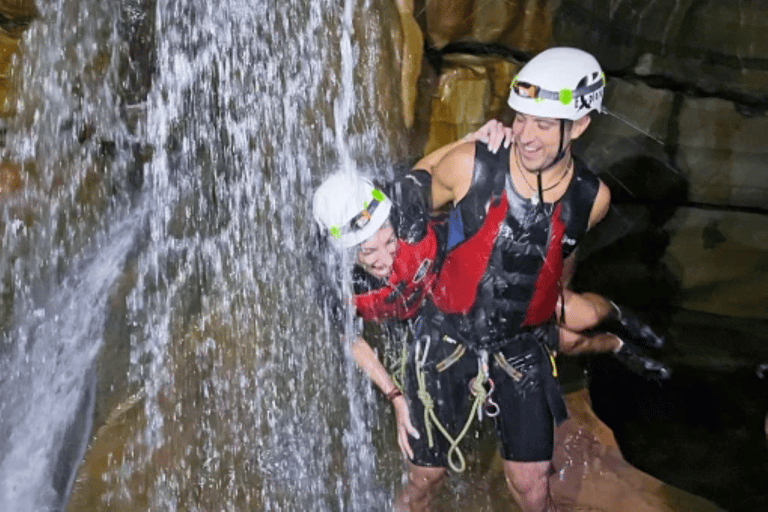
511, 112, 569, 172
356, 223, 397, 280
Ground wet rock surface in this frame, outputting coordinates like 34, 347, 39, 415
553, 0, 768, 107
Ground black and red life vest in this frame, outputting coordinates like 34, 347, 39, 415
430, 142, 599, 351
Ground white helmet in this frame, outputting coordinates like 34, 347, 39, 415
507, 47, 605, 121
312, 172, 392, 248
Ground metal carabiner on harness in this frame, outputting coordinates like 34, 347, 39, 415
469, 350, 500, 420
483, 379, 500, 418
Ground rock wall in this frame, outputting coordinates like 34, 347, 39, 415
417, 0, 553, 52
553, 0, 768, 106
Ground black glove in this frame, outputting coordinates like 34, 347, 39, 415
388, 169, 432, 243
614, 342, 671, 381
601, 302, 665, 350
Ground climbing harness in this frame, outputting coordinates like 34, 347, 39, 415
412, 337, 531, 473
389, 332, 410, 392
543, 344, 558, 378
414, 337, 483, 473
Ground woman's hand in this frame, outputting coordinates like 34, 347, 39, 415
392, 395, 420, 460
464, 119, 513, 154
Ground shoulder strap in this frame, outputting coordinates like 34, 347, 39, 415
559, 156, 600, 257
453, 142, 509, 238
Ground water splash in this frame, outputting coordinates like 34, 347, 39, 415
0, 1, 136, 509
113, 0, 395, 510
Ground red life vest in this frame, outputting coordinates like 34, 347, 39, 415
431, 192, 509, 314
431, 193, 566, 326
354, 226, 439, 321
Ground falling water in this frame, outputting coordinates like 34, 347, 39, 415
0, 0, 138, 509
0, 216, 141, 511
0, 0, 406, 510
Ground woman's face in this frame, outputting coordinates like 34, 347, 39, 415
356, 223, 397, 280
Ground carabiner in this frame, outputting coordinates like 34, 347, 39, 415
483, 378, 500, 417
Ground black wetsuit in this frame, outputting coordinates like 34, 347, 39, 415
404, 142, 601, 465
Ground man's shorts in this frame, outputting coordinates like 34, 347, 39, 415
403, 332, 563, 467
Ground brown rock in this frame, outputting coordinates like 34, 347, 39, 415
393, 0, 424, 128
676, 96, 768, 209
0, 29, 20, 72
65, 393, 149, 512
0, 1, 39, 21
67, 310, 267, 510
422, 0, 552, 53
422, 54, 519, 154
664, 207, 768, 319
550, 389, 723, 511
0, 158, 22, 196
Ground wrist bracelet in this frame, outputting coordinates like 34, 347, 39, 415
385, 388, 403, 402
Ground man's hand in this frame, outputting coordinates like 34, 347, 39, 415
392, 396, 419, 460
465, 119, 512, 154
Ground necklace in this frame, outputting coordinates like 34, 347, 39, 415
513, 147, 572, 205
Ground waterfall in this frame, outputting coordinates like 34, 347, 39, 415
0, 0, 138, 509
0, 0, 403, 510
0, 216, 141, 511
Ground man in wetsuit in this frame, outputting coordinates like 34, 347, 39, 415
406, 47, 621, 512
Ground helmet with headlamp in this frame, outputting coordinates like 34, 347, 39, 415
507, 47, 605, 121
312, 172, 392, 249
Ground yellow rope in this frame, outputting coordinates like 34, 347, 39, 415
389, 328, 413, 392
414, 344, 487, 473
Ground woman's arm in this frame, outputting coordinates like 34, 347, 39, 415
348, 335, 420, 459
349, 335, 399, 396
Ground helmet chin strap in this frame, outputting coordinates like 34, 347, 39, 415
534, 119, 569, 204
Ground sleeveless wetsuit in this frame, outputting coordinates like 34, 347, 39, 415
405, 141, 601, 465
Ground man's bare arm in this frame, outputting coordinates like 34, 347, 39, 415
426, 142, 476, 210
415, 121, 511, 210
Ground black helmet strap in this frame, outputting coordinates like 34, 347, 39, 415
536, 118, 569, 202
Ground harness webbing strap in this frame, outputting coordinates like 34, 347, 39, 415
435, 344, 466, 373
543, 345, 558, 377
493, 352, 524, 382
